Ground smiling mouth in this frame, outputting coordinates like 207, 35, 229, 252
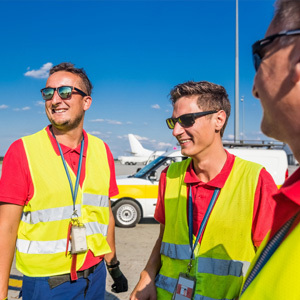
52, 108, 67, 113
179, 139, 191, 145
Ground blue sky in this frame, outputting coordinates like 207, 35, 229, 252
0, 0, 276, 157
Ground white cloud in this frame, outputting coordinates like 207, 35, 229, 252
226, 134, 234, 140
157, 142, 172, 148
151, 104, 160, 109
24, 62, 53, 79
134, 134, 149, 141
90, 118, 122, 125
13, 107, 31, 111
0, 104, 8, 110
90, 119, 105, 122
88, 131, 101, 135
107, 120, 122, 125
35, 101, 44, 107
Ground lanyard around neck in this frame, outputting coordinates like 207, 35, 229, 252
53, 135, 84, 215
188, 187, 220, 259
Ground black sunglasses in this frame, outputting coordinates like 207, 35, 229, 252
166, 110, 218, 129
40, 86, 87, 101
252, 28, 300, 71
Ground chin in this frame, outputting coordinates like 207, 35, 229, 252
261, 119, 281, 141
180, 147, 194, 158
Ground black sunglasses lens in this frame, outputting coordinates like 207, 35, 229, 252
179, 115, 194, 128
166, 118, 175, 129
253, 53, 261, 71
58, 86, 72, 99
42, 88, 54, 100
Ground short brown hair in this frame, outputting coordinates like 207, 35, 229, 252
50, 62, 93, 96
169, 80, 231, 137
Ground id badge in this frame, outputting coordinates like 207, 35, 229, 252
71, 225, 88, 254
172, 273, 196, 300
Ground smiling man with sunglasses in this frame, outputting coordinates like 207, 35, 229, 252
240, 1, 300, 299
0, 62, 127, 300
131, 81, 277, 300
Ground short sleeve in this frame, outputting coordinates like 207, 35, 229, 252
154, 166, 169, 224
0, 139, 32, 206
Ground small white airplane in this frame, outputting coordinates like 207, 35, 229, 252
118, 134, 165, 165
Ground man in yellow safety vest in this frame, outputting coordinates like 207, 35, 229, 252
130, 80, 278, 300
0, 62, 127, 300
240, 1, 300, 299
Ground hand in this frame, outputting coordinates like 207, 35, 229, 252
107, 262, 128, 293
111, 271, 128, 293
130, 270, 157, 300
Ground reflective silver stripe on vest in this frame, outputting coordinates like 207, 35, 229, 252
17, 221, 108, 254
160, 242, 192, 260
160, 242, 250, 277
82, 193, 109, 207
16, 238, 69, 254
21, 193, 108, 224
85, 222, 108, 237
21, 204, 81, 224
155, 273, 177, 294
197, 257, 250, 277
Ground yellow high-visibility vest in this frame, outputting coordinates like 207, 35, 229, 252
156, 157, 262, 300
240, 220, 300, 300
16, 128, 111, 276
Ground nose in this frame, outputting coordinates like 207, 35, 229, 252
51, 90, 62, 105
252, 83, 259, 99
172, 121, 185, 137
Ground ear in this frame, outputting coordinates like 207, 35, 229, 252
214, 110, 226, 132
83, 96, 92, 111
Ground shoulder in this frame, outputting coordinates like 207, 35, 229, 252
5, 139, 26, 159
168, 158, 191, 173
2, 138, 28, 178
234, 156, 263, 171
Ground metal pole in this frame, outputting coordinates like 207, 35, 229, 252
234, 0, 239, 142
241, 96, 244, 140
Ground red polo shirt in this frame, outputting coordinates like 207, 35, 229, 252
269, 167, 300, 239
154, 151, 278, 247
0, 126, 118, 270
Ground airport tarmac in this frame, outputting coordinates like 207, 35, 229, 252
1, 161, 299, 299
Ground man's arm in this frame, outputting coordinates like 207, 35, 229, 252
104, 201, 117, 264
130, 223, 165, 300
104, 200, 128, 293
0, 203, 23, 299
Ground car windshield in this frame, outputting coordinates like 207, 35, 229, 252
133, 155, 167, 178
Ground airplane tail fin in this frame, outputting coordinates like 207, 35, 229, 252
128, 134, 146, 155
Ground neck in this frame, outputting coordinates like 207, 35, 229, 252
51, 126, 84, 149
192, 145, 227, 183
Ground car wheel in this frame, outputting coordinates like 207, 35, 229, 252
113, 199, 141, 228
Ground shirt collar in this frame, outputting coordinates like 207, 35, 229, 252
275, 166, 300, 205
184, 149, 235, 188
45, 125, 88, 157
